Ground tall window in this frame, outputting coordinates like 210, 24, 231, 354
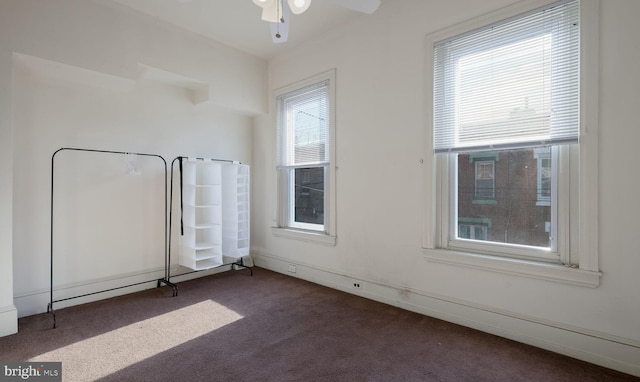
425, 0, 600, 286
433, 0, 579, 262
275, 71, 336, 242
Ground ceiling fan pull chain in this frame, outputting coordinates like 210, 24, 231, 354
276, 0, 282, 39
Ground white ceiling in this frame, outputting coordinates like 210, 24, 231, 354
108, 0, 378, 59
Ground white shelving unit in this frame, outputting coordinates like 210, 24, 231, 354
179, 159, 250, 271
180, 160, 224, 271
222, 163, 250, 262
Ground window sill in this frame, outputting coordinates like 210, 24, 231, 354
472, 199, 497, 205
423, 248, 601, 288
271, 227, 337, 246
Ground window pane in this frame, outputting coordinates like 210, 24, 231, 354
291, 96, 328, 164
457, 148, 551, 248
279, 81, 329, 166
294, 167, 324, 225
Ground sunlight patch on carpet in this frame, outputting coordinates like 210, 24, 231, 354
29, 300, 243, 381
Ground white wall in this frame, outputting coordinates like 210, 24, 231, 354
0, 0, 266, 328
252, 0, 640, 376
0, 12, 18, 337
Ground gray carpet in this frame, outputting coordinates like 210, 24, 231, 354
0, 268, 637, 381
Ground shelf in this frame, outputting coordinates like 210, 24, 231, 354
193, 223, 219, 229
193, 241, 220, 250
193, 257, 223, 270
194, 249, 220, 261
178, 253, 223, 271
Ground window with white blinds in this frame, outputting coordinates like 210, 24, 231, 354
424, 0, 601, 286
277, 80, 329, 167
433, 0, 580, 153
274, 71, 336, 240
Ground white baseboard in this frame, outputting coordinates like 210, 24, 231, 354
14, 268, 168, 318
252, 250, 640, 377
13, 262, 249, 319
0, 304, 17, 337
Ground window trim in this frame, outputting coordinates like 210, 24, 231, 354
273, 70, 337, 245
423, 0, 601, 287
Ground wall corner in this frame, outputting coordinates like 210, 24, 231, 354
0, 305, 17, 337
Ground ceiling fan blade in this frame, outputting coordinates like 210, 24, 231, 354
328, 0, 380, 14
253, 0, 273, 8
287, 0, 312, 15
261, 0, 283, 23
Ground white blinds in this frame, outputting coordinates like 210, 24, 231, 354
433, 0, 580, 153
277, 80, 329, 166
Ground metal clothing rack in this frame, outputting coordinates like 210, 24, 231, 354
48, 148, 168, 328
157, 156, 252, 298
48, 150, 250, 328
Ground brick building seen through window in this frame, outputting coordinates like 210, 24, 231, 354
457, 147, 552, 248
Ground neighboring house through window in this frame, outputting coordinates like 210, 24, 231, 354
534, 147, 552, 206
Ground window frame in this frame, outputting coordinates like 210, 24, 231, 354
272, 70, 337, 246
423, 0, 601, 287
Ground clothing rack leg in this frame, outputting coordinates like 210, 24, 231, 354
156, 157, 182, 297
232, 257, 254, 276
47, 303, 56, 329
157, 278, 179, 297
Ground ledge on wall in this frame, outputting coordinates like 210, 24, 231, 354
12, 54, 213, 106
13, 53, 136, 93
137, 64, 210, 105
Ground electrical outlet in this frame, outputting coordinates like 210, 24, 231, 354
288, 264, 296, 273
353, 282, 361, 288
